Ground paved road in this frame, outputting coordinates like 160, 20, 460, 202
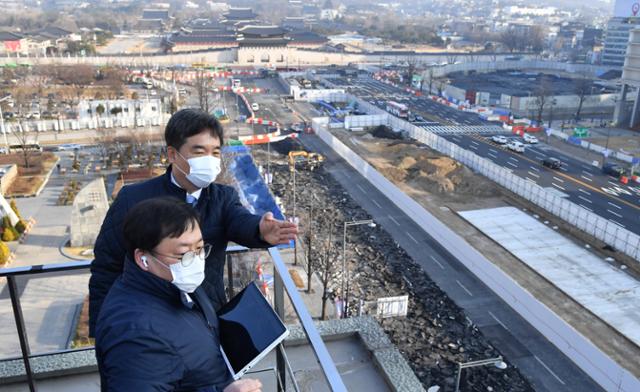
332, 75, 640, 236
300, 133, 603, 392
441, 133, 640, 234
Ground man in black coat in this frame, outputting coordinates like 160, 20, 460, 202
97, 197, 262, 392
89, 108, 297, 336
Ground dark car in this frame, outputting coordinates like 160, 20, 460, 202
542, 157, 562, 170
602, 163, 625, 178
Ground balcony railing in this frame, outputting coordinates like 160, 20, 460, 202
0, 246, 347, 392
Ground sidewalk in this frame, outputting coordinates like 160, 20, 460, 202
0, 167, 91, 359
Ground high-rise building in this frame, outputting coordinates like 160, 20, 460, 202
602, 17, 638, 66
602, 0, 640, 67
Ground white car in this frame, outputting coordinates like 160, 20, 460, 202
491, 135, 508, 144
507, 141, 525, 153
523, 134, 539, 144
251, 103, 260, 111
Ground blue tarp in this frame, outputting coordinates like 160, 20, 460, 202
567, 136, 582, 145
492, 108, 510, 116
223, 147, 292, 249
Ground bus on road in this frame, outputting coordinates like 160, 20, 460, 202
386, 101, 409, 118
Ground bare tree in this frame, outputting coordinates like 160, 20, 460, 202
500, 30, 520, 53
533, 77, 552, 125
405, 57, 418, 86
574, 73, 591, 121
311, 216, 342, 320
12, 122, 39, 168
195, 69, 212, 113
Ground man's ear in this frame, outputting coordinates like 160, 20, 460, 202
134, 249, 149, 270
166, 146, 178, 164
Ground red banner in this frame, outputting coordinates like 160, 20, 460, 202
4, 40, 21, 52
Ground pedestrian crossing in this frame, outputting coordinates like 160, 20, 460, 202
420, 125, 508, 135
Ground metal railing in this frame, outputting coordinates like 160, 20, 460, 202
0, 246, 347, 392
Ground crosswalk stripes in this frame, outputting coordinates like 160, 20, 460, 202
419, 125, 509, 135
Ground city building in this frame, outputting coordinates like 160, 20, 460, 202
602, 17, 639, 66
602, 0, 640, 67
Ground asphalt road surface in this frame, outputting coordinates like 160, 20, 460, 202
333, 76, 640, 236
301, 133, 603, 392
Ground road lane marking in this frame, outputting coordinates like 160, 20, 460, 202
608, 202, 622, 209
507, 162, 518, 168
372, 199, 382, 208
528, 171, 540, 178
553, 176, 564, 183
430, 255, 445, 269
578, 188, 591, 195
489, 148, 498, 153
388, 216, 400, 226
470, 145, 478, 150
357, 184, 366, 193
611, 220, 627, 228
406, 232, 419, 243
456, 280, 474, 296
582, 165, 594, 172
534, 355, 566, 385
578, 196, 591, 203
607, 209, 623, 218
529, 166, 540, 172
552, 183, 565, 191
488, 311, 510, 331
508, 156, 519, 162
582, 170, 593, 176
579, 204, 593, 212
580, 175, 593, 182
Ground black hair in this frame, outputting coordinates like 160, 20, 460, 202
123, 197, 201, 257
164, 108, 224, 150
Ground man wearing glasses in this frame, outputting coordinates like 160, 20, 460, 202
89, 108, 298, 338
96, 197, 263, 391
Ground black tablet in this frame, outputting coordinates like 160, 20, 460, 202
217, 282, 289, 379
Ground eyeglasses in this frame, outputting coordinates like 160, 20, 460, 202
152, 244, 212, 267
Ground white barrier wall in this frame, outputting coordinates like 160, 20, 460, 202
427, 60, 619, 79
344, 114, 388, 129
348, 94, 640, 261
313, 123, 640, 392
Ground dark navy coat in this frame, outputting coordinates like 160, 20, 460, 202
96, 259, 233, 391
89, 166, 269, 336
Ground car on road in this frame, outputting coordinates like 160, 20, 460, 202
542, 157, 562, 170
251, 102, 260, 111
523, 134, 539, 144
491, 135, 508, 144
415, 115, 425, 122
602, 163, 626, 178
506, 141, 525, 153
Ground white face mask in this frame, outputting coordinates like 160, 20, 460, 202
175, 152, 221, 189
149, 252, 206, 293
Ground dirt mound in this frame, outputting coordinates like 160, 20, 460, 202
370, 125, 403, 140
384, 152, 499, 196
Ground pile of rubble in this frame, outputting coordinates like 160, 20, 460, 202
255, 146, 534, 392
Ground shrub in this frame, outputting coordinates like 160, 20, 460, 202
9, 199, 22, 219
2, 216, 19, 241
0, 241, 10, 265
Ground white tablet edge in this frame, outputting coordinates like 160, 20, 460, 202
221, 328, 290, 381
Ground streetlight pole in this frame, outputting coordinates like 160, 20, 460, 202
455, 357, 507, 392
0, 95, 11, 153
342, 219, 376, 318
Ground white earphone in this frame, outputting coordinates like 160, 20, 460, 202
141, 255, 149, 268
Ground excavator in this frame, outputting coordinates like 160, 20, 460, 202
288, 150, 324, 172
